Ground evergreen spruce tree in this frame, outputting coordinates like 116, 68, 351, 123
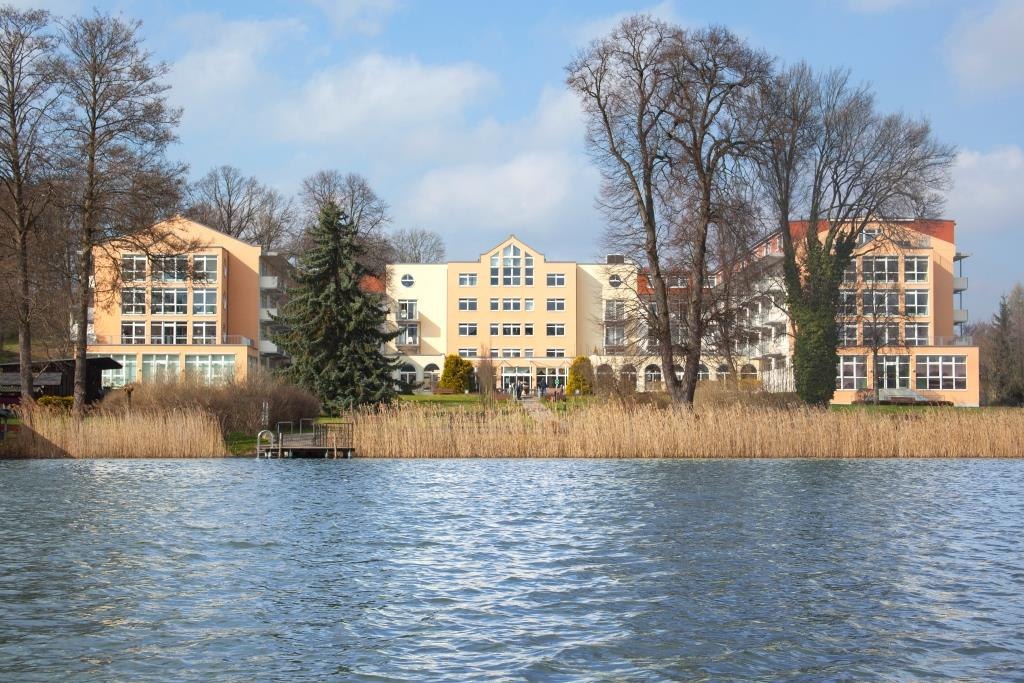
273, 202, 399, 412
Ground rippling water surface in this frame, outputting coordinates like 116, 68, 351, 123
1, 459, 1023, 680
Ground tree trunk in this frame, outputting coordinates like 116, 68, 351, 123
16, 230, 33, 404
72, 233, 91, 418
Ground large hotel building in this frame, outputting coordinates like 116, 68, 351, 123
86, 217, 979, 406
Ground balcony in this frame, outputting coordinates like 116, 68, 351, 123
602, 344, 626, 355
953, 277, 968, 292
933, 335, 974, 347
396, 310, 419, 322
259, 275, 280, 290
259, 339, 282, 355
260, 307, 278, 322
88, 334, 253, 347
953, 309, 969, 324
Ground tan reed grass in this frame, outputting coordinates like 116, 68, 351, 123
352, 402, 1024, 458
3, 408, 228, 458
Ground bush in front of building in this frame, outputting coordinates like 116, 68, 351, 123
437, 355, 474, 393
566, 356, 594, 396
36, 396, 74, 411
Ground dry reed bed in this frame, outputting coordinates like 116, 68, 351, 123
354, 403, 1024, 458
3, 409, 227, 458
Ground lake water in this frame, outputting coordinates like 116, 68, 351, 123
1, 459, 1022, 681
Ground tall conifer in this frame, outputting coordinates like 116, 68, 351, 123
274, 202, 399, 411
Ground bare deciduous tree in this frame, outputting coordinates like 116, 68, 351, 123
57, 11, 185, 415
389, 227, 445, 264
0, 7, 60, 403
185, 165, 296, 250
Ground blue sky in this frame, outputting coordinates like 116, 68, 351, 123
25, 0, 1024, 318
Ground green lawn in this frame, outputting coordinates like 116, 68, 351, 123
398, 393, 482, 406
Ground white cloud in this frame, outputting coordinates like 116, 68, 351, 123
170, 16, 306, 126
946, 145, 1024, 233
574, 1, 678, 44
308, 0, 399, 35
948, 0, 1024, 92
273, 54, 495, 143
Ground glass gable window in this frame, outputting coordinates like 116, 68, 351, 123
151, 321, 187, 345
185, 354, 235, 384
458, 298, 477, 311
194, 255, 218, 282
458, 273, 477, 287
141, 353, 179, 382
193, 289, 217, 315
192, 322, 217, 345
876, 355, 910, 389
121, 322, 146, 345
905, 290, 929, 316
153, 255, 188, 282
904, 256, 928, 282
497, 244, 531, 286
152, 288, 188, 315
121, 288, 146, 315
121, 254, 146, 281
836, 355, 867, 390
862, 256, 898, 283
916, 355, 967, 390
905, 323, 929, 346
458, 323, 477, 336
862, 290, 899, 316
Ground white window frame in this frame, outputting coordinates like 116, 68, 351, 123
458, 273, 477, 287
457, 348, 477, 358
185, 354, 235, 384
546, 323, 565, 336
904, 256, 928, 283
121, 321, 146, 345
905, 289, 929, 317
458, 323, 477, 336
915, 355, 967, 390
150, 320, 187, 345
141, 353, 180, 382
546, 273, 565, 287
547, 298, 566, 312
489, 323, 499, 336
862, 290, 898, 316
502, 298, 521, 311
458, 298, 477, 311
396, 323, 418, 346
154, 255, 188, 282
546, 348, 565, 358
397, 299, 418, 321
862, 256, 899, 283
905, 323, 929, 347
121, 254, 147, 282
836, 355, 867, 390
489, 298, 499, 311
524, 298, 534, 312
876, 355, 910, 389
838, 324, 857, 347
121, 288, 146, 315
193, 289, 217, 316
502, 323, 521, 337
151, 288, 188, 315
194, 254, 218, 283
192, 321, 217, 345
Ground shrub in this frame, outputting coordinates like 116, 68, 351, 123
437, 354, 473, 393
566, 356, 594, 396
98, 372, 320, 434
37, 395, 74, 411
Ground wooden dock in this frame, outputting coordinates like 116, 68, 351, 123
256, 422, 354, 459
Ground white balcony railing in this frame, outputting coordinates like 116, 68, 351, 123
953, 277, 968, 292
260, 307, 278, 322
953, 309, 969, 324
259, 275, 280, 290
259, 339, 281, 355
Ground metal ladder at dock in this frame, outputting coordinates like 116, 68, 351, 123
255, 419, 354, 459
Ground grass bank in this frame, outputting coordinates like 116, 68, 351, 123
1, 408, 227, 458
352, 402, 1024, 458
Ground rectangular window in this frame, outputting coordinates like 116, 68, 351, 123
150, 321, 187, 345
501, 348, 521, 358
458, 298, 477, 311
397, 300, 417, 321
151, 288, 188, 315
489, 323, 499, 336
490, 348, 499, 358
458, 323, 477, 336
842, 261, 858, 284
546, 273, 565, 287
524, 298, 534, 312
396, 324, 418, 346
862, 290, 899, 316
604, 324, 626, 347
839, 324, 857, 347
523, 324, 534, 336
604, 299, 625, 320
192, 322, 217, 345
193, 289, 217, 315
876, 355, 910, 389
96, 353, 137, 388
905, 323, 929, 346
547, 298, 566, 312
502, 298, 521, 311
836, 355, 867, 390
457, 348, 477, 358
121, 254, 147, 281
153, 255, 189, 282
121, 288, 146, 315
862, 324, 899, 346
141, 353, 179, 382
194, 255, 218, 283
904, 256, 928, 282
862, 256, 898, 283
524, 349, 534, 358
915, 355, 967, 390
489, 298, 499, 312
905, 290, 929, 316
184, 354, 236, 384
458, 273, 477, 287
524, 254, 534, 286
502, 323, 522, 336
121, 322, 146, 345
839, 290, 858, 316
858, 227, 881, 246
489, 254, 499, 286
546, 348, 566, 358
546, 323, 565, 336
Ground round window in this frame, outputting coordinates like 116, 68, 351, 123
608, 274, 622, 288
400, 274, 414, 287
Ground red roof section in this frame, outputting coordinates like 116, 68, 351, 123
360, 274, 386, 293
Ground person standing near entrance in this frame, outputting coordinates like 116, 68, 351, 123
537, 377, 547, 399
515, 382, 522, 401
